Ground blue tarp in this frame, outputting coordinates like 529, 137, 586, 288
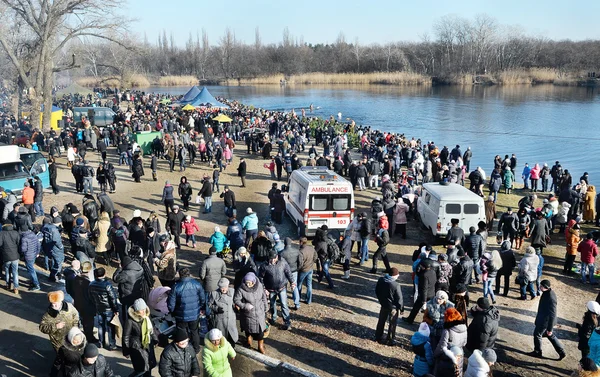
187, 87, 229, 108
179, 86, 201, 104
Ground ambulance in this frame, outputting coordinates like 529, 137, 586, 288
284, 166, 355, 237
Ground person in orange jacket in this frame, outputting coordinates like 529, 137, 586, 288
22, 181, 36, 221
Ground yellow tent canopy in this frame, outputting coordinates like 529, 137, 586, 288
182, 104, 196, 111
213, 114, 232, 123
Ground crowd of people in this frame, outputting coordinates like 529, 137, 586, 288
1, 85, 600, 377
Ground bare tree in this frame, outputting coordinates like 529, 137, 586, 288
0, 0, 127, 130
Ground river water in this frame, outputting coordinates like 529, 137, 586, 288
146, 84, 600, 188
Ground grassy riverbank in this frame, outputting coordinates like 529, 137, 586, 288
75, 68, 593, 88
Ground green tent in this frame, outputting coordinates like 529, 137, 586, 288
134, 131, 162, 155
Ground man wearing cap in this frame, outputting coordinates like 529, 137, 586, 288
466, 297, 500, 352
166, 204, 185, 249
528, 279, 566, 360
70, 261, 98, 344
159, 328, 200, 377
168, 268, 206, 354
258, 252, 295, 330
39, 291, 80, 351
220, 186, 236, 218
375, 267, 403, 345
446, 218, 465, 246
68, 343, 116, 377
14, 205, 34, 232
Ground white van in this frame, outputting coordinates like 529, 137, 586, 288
285, 166, 355, 237
417, 182, 486, 238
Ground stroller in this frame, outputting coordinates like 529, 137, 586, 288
148, 287, 176, 347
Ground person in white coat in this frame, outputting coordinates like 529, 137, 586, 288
465, 348, 496, 377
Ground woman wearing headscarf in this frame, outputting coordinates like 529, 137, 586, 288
233, 272, 268, 354
123, 298, 157, 377
411, 322, 434, 377
433, 307, 467, 376
207, 278, 239, 348
203, 328, 236, 377
50, 327, 86, 377
232, 247, 256, 290
423, 290, 454, 350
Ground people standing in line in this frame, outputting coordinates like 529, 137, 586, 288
22, 181, 35, 221
69, 262, 97, 344
20, 225, 41, 291
432, 307, 467, 376
280, 237, 301, 311
297, 237, 318, 306
375, 267, 403, 345
200, 246, 227, 293
518, 246, 540, 300
122, 298, 157, 377
88, 267, 119, 350
466, 297, 499, 353
167, 267, 206, 354
527, 279, 566, 360
410, 323, 434, 377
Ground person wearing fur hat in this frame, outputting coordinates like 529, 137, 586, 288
578, 301, 600, 358
202, 328, 236, 377
208, 278, 239, 348
433, 307, 467, 376
233, 272, 268, 354
571, 357, 600, 377
122, 298, 157, 376
464, 348, 496, 377
39, 291, 80, 351
424, 290, 454, 350
51, 327, 86, 377
411, 323, 434, 377
67, 343, 116, 377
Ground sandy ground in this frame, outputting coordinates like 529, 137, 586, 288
3, 144, 595, 377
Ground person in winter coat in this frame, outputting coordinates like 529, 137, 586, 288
579, 232, 599, 284
232, 247, 256, 290
578, 301, 600, 359
82, 195, 99, 232
209, 226, 228, 254
51, 327, 86, 377
488, 169, 502, 202
484, 196, 496, 232
585, 186, 597, 223
258, 252, 295, 329
495, 241, 516, 297
424, 290, 455, 350
393, 197, 409, 239
68, 262, 96, 343
88, 268, 119, 350
40, 291, 80, 351
155, 235, 177, 288
200, 247, 227, 293
518, 246, 539, 300
158, 328, 201, 377
564, 224, 581, 274
372, 216, 391, 274
67, 343, 116, 377
405, 254, 437, 324
530, 163, 541, 192
113, 255, 144, 312
1, 222, 22, 292
20, 228, 41, 291
161, 181, 175, 216
168, 267, 206, 354
233, 272, 268, 354
280, 237, 300, 310
166, 205, 185, 250
208, 278, 239, 347
528, 279, 566, 359
237, 158, 247, 187
464, 349, 496, 377
202, 328, 236, 377
433, 307, 467, 376
529, 211, 550, 253
466, 297, 499, 352
411, 323, 434, 377
251, 231, 273, 264
226, 218, 244, 253
502, 167, 515, 194
464, 227, 484, 283
178, 176, 193, 211
181, 215, 199, 248
94, 212, 111, 262
479, 251, 501, 304
241, 208, 259, 248
375, 267, 404, 345
122, 299, 157, 377
132, 153, 144, 183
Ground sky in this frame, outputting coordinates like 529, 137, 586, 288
125, 0, 600, 46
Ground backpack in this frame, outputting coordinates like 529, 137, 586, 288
326, 236, 341, 262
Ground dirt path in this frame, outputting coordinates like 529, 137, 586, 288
41, 146, 592, 377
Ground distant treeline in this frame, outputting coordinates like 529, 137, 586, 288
69, 14, 600, 86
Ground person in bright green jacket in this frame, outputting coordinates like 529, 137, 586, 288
203, 328, 236, 377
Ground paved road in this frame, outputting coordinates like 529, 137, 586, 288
0, 273, 295, 377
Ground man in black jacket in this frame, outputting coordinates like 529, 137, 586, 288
498, 207, 518, 247
166, 205, 185, 249
450, 249, 473, 297
70, 262, 98, 344
280, 237, 300, 310
528, 280, 566, 360
0, 222, 21, 293
88, 268, 119, 350
113, 256, 144, 322
446, 218, 465, 245
375, 267, 403, 345
237, 158, 247, 188
404, 254, 436, 324
258, 252, 295, 330
464, 226, 484, 283
69, 344, 117, 377
495, 241, 517, 296
466, 297, 500, 352
159, 328, 200, 377
371, 222, 391, 274
220, 186, 236, 218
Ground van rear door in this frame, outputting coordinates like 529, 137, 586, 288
308, 193, 352, 230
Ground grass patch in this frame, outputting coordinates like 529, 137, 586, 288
156, 75, 199, 86
76, 74, 150, 88
233, 72, 432, 86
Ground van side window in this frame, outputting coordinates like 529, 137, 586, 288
464, 204, 479, 214
424, 193, 430, 205
446, 203, 461, 214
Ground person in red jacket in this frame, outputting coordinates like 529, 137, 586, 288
21, 181, 36, 221
181, 215, 200, 248
579, 232, 599, 284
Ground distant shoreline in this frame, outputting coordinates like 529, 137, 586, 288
74, 70, 598, 88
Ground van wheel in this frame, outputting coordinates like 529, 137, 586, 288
297, 221, 306, 238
